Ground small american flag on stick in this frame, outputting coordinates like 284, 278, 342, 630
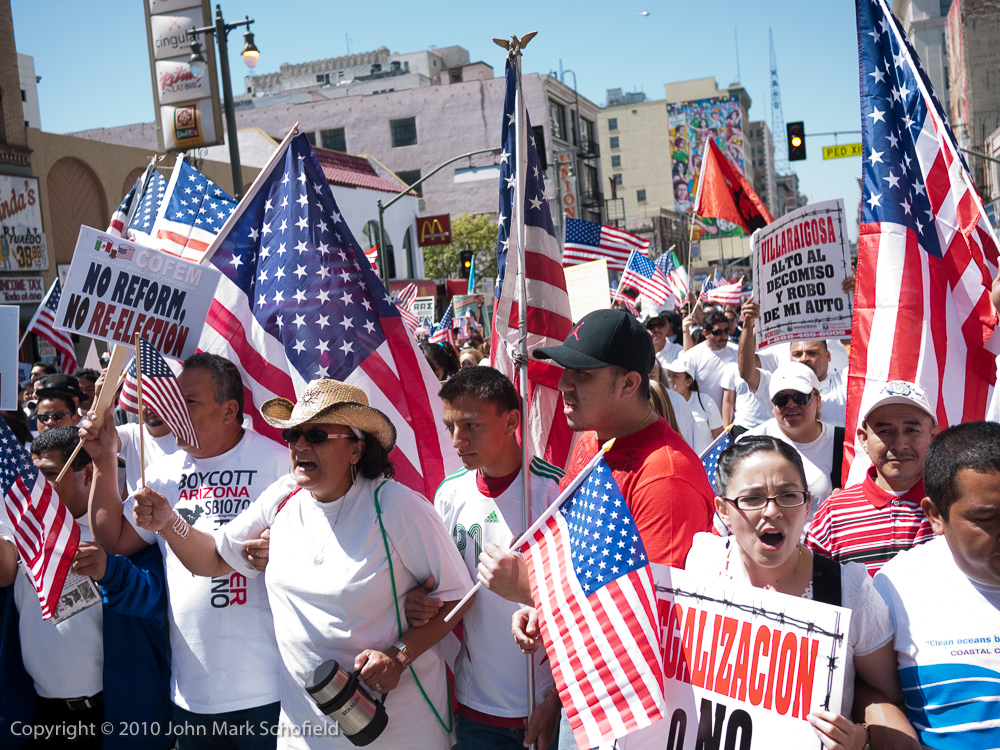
120, 338, 199, 450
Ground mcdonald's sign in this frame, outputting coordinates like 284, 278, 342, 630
417, 214, 452, 246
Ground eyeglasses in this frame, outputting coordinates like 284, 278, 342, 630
281, 428, 355, 445
706, 327, 730, 337
771, 391, 814, 409
36, 412, 71, 424
723, 491, 809, 511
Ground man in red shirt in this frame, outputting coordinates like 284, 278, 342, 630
806, 380, 940, 575
477, 308, 714, 595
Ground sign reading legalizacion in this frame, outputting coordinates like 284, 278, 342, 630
55, 226, 220, 359
608, 565, 851, 750
752, 199, 853, 347
0, 176, 47, 272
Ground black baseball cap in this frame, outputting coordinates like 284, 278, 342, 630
533, 309, 655, 373
35, 374, 87, 404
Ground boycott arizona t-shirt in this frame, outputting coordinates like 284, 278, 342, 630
127, 429, 290, 713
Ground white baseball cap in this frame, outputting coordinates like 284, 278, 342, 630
861, 380, 937, 426
768, 362, 821, 400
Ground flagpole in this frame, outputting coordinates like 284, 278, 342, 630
444, 438, 615, 622
686, 137, 712, 282
511, 44, 537, 730
613, 250, 636, 308
134, 334, 146, 489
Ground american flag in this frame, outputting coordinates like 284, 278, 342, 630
700, 427, 734, 536
198, 133, 455, 500
522, 456, 665, 747
429, 299, 455, 345
845, 0, 1000, 484
391, 283, 420, 336
701, 276, 744, 306
108, 165, 167, 244
492, 56, 574, 470
25, 280, 76, 374
364, 245, 379, 272
620, 250, 670, 306
564, 217, 650, 272
655, 250, 689, 306
0, 418, 79, 620
119, 338, 199, 450
152, 155, 238, 262
608, 285, 638, 316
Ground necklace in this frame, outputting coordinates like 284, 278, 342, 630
310, 490, 348, 566
761, 545, 803, 593
634, 410, 656, 434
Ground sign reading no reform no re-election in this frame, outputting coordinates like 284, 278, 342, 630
55, 226, 220, 360
752, 199, 853, 347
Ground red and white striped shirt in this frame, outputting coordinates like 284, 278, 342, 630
805, 467, 934, 576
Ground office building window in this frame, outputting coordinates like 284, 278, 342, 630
614, 174, 622, 186
611, 155, 621, 168
390, 117, 417, 147
320, 128, 346, 152
608, 117, 618, 131
316, 73, 330, 84
637, 189, 647, 202
609, 136, 619, 150
583, 164, 598, 195
581, 118, 594, 146
395, 169, 422, 196
549, 100, 567, 142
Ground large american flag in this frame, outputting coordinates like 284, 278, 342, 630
845, 0, 1000, 484
26, 280, 76, 374
153, 155, 238, 262
119, 338, 199, 450
0, 418, 79, 620
563, 217, 649, 272
197, 134, 454, 500
620, 250, 670, 306
522, 456, 665, 747
492, 55, 574, 470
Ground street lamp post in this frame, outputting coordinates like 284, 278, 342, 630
187, 4, 259, 199
376, 147, 498, 283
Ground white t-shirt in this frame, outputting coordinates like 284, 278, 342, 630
655, 341, 684, 371
218, 474, 474, 750
722, 362, 772, 430
874, 536, 1000, 748
684, 391, 723, 455
666, 389, 698, 452
434, 465, 556, 718
742, 419, 837, 520
1, 514, 104, 699
126, 430, 288, 713
686, 533, 892, 718
754, 366, 847, 428
117, 423, 179, 498
682, 341, 738, 411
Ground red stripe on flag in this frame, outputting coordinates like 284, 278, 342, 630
526, 251, 569, 291
206, 300, 297, 398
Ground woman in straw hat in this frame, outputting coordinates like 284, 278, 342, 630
132, 379, 474, 749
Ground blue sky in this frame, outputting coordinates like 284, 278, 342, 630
11, 0, 867, 238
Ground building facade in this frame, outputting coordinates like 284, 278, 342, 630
893, 0, 953, 108
746, 120, 778, 217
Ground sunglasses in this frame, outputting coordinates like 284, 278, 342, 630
771, 391, 815, 409
281, 428, 355, 445
36, 411, 71, 424
706, 327, 730, 337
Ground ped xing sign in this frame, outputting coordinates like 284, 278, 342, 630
417, 215, 451, 246
822, 143, 863, 160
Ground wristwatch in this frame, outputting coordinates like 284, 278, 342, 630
861, 722, 870, 750
393, 641, 413, 668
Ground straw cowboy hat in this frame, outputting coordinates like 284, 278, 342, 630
261, 379, 397, 452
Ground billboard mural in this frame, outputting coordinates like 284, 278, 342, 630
667, 94, 746, 238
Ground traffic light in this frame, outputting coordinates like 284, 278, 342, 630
787, 121, 806, 161
459, 251, 473, 279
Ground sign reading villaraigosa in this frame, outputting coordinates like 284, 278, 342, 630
416, 215, 452, 247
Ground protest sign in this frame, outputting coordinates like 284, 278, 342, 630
55, 226, 220, 360
564, 258, 611, 322
0, 306, 17, 409
453, 294, 485, 324
605, 565, 851, 750
411, 296, 436, 322
752, 199, 853, 347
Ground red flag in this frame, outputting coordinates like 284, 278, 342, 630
693, 139, 773, 233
